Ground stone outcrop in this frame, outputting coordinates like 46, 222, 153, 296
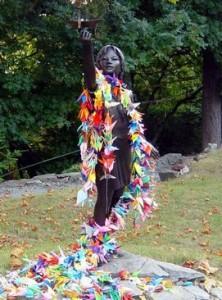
156, 153, 190, 181
0, 172, 82, 198
98, 251, 222, 300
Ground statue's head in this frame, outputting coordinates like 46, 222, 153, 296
96, 45, 124, 79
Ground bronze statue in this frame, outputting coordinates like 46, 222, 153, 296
79, 28, 158, 226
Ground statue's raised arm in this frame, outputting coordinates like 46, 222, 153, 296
80, 28, 96, 91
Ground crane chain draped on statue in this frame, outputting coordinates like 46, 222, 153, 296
77, 68, 157, 229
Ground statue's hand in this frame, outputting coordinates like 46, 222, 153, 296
80, 28, 92, 42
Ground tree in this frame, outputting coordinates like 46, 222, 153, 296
1, 0, 222, 179
0, 0, 81, 178
202, 50, 222, 149
97, 0, 203, 152
100, 0, 222, 149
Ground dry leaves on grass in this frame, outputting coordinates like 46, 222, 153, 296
201, 217, 212, 235
199, 240, 209, 248
0, 234, 21, 249
10, 247, 24, 269
199, 276, 222, 293
201, 277, 218, 292
183, 259, 218, 275
0, 212, 9, 225
213, 249, 222, 257
184, 227, 193, 234
208, 206, 221, 216
201, 224, 212, 235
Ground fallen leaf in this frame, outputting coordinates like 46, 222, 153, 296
184, 227, 193, 233
17, 221, 29, 228
47, 207, 53, 211
199, 241, 209, 247
47, 189, 55, 195
202, 277, 217, 292
10, 247, 24, 269
183, 260, 218, 275
195, 260, 218, 275
215, 249, 222, 257
31, 225, 38, 232
201, 224, 211, 235
153, 241, 160, 245
21, 199, 29, 207
176, 232, 185, 238
50, 236, 62, 242
72, 218, 80, 224
212, 207, 220, 214
58, 204, 66, 209
145, 225, 153, 233
10, 257, 23, 269
182, 260, 196, 269
10, 247, 24, 258
22, 209, 29, 215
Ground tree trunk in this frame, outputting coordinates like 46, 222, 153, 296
202, 50, 222, 149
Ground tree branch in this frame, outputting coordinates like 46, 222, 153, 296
152, 86, 203, 144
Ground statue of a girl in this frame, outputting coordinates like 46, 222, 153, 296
78, 29, 158, 227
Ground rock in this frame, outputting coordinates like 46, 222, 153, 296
210, 287, 222, 299
203, 143, 218, 153
157, 153, 189, 181
157, 153, 182, 169
154, 260, 204, 282
158, 170, 179, 181
171, 163, 186, 172
25, 179, 42, 185
183, 285, 210, 299
0, 172, 82, 198
150, 285, 210, 300
33, 173, 58, 181
99, 251, 168, 277
119, 280, 143, 297
99, 251, 204, 282
57, 172, 82, 184
151, 286, 196, 300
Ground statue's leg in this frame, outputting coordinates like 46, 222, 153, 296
94, 179, 115, 226
108, 187, 125, 215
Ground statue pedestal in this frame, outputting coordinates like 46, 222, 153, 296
98, 250, 207, 300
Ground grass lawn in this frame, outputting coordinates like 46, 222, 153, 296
0, 150, 222, 276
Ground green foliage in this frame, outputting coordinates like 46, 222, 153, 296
0, 0, 81, 177
97, 0, 221, 152
0, 132, 20, 179
1, 0, 222, 177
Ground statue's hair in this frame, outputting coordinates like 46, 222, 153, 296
96, 45, 125, 80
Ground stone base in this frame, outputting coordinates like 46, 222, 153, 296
98, 250, 222, 300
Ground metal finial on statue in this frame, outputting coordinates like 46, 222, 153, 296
69, 0, 100, 30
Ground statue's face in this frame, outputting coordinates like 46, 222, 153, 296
100, 48, 121, 75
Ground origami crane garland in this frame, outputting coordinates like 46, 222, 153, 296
0, 219, 179, 299
0, 221, 121, 299
77, 69, 157, 225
